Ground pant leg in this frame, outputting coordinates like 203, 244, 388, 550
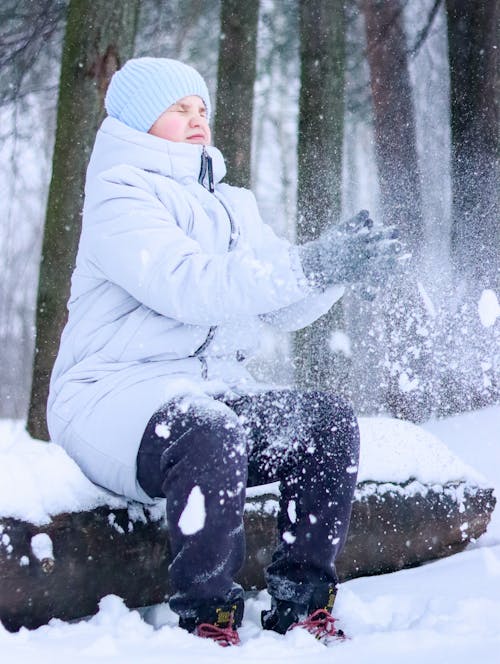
136, 397, 248, 618
228, 389, 360, 606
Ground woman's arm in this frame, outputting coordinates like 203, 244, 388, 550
83, 167, 310, 326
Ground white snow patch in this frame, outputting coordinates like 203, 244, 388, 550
0, 410, 490, 531
108, 513, 125, 535
287, 499, 297, 523
154, 423, 171, 440
398, 371, 420, 393
328, 329, 352, 357
357, 416, 486, 486
0, 420, 127, 525
178, 486, 206, 536
478, 289, 500, 328
30, 533, 53, 561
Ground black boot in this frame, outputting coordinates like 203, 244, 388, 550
261, 599, 308, 634
262, 585, 343, 640
179, 597, 244, 646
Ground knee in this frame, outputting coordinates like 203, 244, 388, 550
199, 414, 247, 465
307, 391, 356, 428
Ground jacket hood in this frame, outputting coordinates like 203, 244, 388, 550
86, 116, 226, 188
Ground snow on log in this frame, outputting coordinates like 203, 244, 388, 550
0, 417, 496, 631
0, 479, 495, 632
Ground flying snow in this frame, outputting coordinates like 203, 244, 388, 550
398, 371, 419, 393
329, 330, 352, 357
478, 289, 500, 328
417, 281, 437, 318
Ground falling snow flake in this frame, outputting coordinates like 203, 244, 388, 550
478, 289, 500, 328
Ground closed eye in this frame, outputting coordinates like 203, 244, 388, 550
179, 103, 207, 116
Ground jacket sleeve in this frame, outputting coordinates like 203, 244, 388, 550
82, 167, 311, 327
231, 190, 344, 331
259, 285, 345, 331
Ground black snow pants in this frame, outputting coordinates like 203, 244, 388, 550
136, 389, 360, 619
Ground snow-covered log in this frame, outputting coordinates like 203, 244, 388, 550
0, 416, 496, 631
0, 479, 495, 632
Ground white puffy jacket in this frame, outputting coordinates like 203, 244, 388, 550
47, 117, 344, 502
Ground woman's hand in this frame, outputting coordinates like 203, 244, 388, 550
297, 210, 405, 290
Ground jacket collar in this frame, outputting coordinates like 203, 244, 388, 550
87, 116, 226, 185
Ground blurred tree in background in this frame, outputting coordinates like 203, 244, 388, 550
27, 0, 139, 440
0, 0, 66, 419
362, 0, 430, 421
446, 0, 499, 296
293, 0, 348, 395
214, 0, 259, 187
362, 0, 423, 254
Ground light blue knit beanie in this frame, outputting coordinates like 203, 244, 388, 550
105, 57, 211, 132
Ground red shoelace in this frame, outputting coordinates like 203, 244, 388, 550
293, 608, 346, 641
196, 621, 240, 647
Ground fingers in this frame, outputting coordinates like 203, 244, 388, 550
344, 209, 371, 233
367, 226, 399, 242
329, 209, 375, 238
355, 209, 370, 225
365, 238, 403, 260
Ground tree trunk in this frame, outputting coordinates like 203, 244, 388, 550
362, 0, 424, 255
293, 0, 347, 393
362, 0, 434, 422
26, 0, 139, 441
213, 0, 259, 188
446, 0, 499, 293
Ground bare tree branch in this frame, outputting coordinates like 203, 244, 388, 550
409, 0, 443, 57
0, 0, 66, 107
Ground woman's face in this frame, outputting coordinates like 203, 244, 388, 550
148, 95, 211, 145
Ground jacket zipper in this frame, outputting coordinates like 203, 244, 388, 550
198, 146, 215, 192
192, 146, 237, 372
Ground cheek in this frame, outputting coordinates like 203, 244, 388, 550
150, 115, 186, 141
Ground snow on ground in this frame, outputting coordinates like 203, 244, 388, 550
423, 405, 500, 547
1, 405, 499, 662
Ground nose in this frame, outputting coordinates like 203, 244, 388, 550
188, 112, 204, 126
